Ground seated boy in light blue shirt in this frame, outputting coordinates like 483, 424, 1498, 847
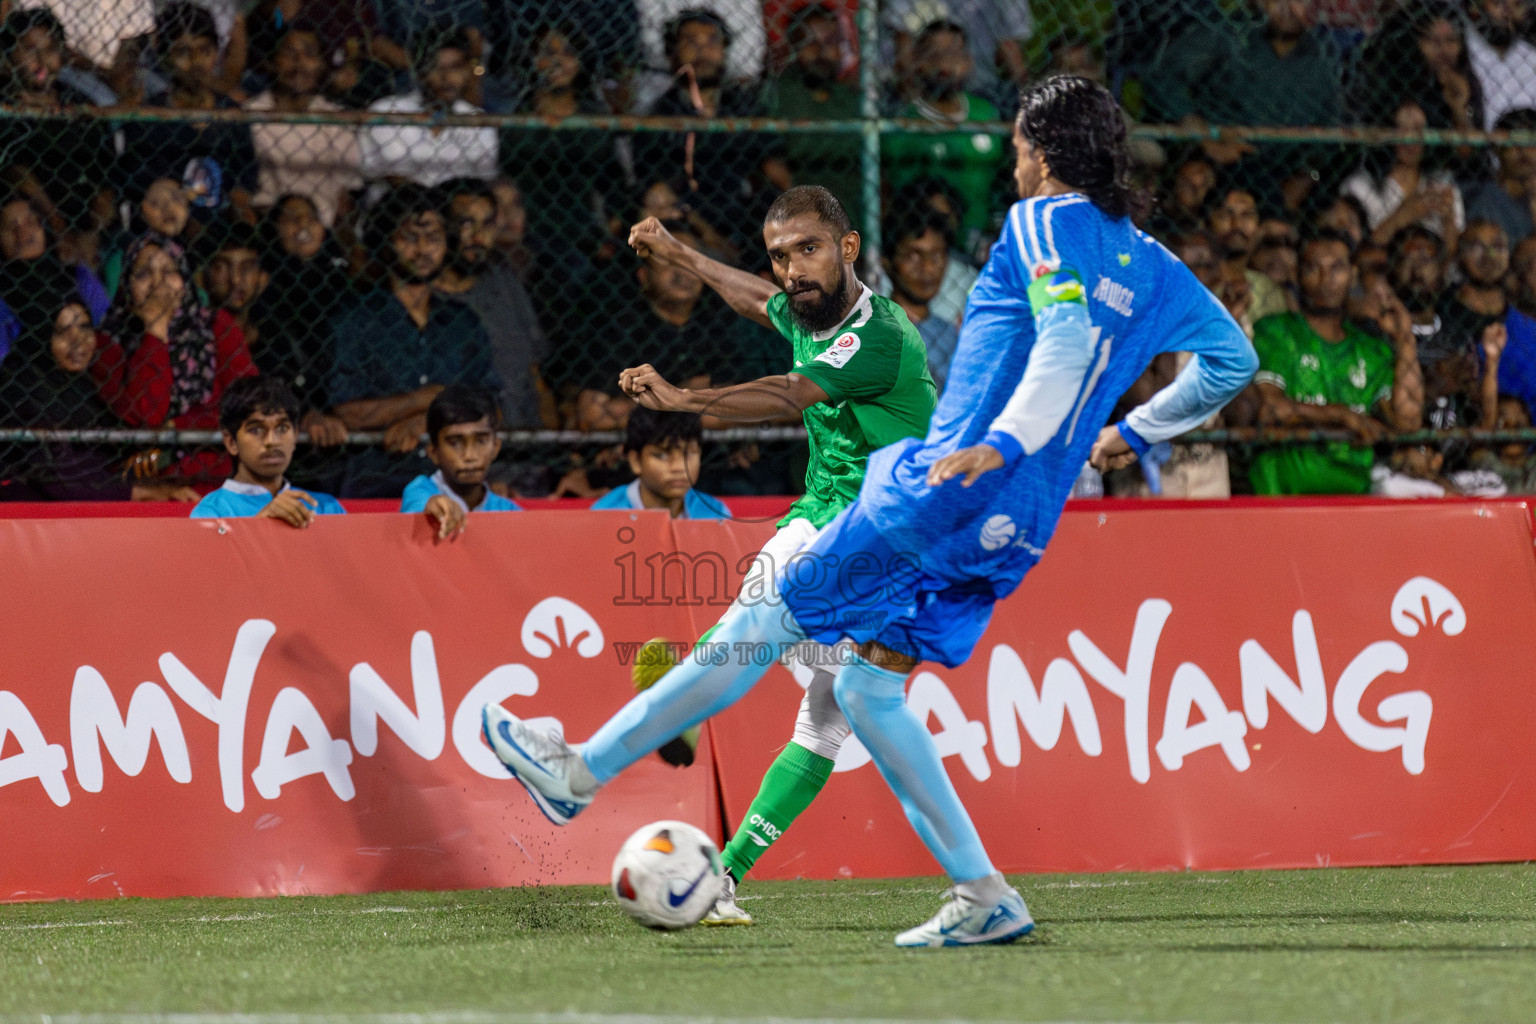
400, 384, 522, 518
591, 406, 731, 519
191, 376, 346, 525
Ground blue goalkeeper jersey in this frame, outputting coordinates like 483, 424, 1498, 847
852, 193, 1256, 591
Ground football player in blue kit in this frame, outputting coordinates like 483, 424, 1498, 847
484, 76, 1258, 947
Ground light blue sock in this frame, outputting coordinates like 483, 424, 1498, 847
582, 600, 805, 784
833, 654, 996, 882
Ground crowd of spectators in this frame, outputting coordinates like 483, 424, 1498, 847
0, 0, 1534, 503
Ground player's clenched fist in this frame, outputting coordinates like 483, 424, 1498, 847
1089, 424, 1137, 472
619, 364, 691, 412
628, 217, 687, 265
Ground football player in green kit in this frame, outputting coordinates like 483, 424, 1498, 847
622, 186, 936, 923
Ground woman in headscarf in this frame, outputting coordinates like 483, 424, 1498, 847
0, 280, 198, 500
91, 231, 257, 480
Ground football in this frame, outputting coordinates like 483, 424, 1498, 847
610, 820, 724, 930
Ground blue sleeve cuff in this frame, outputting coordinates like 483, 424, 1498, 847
1116, 421, 1153, 457
982, 430, 1024, 465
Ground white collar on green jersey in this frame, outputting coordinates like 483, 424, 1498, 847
812, 282, 875, 343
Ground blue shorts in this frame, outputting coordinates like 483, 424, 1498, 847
778, 491, 1032, 669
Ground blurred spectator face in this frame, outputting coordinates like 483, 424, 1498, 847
1511, 236, 1536, 310
491, 180, 526, 248
1460, 222, 1511, 286
50, 302, 95, 373
1498, 131, 1536, 187
205, 245, 268, 313
1393, 102, 1428, 168
127, 244, 185, 318
1209, 190, 1260, 259
422, 45, 471, 106
390, 210, 448, 284
1260, 0, 1309, 41
1252, 240, 1298, 290
1259, 217, 1299, 246
915, 26, 971, 102
640, 230, 704, 306
534, 30, 581, 93
1497, 396, 1531, 460
887, 228, 948, 308
1050, 41, 1105, 84
1173, 233, 1222, 291
640, 180, 684, 220
1416, 18, 1462, 74
272, 29, 325, 99
430, 417, 500, 490
1476, 0, 1530, 47
671, 18, 726, 87
1355, 242, 1389, 279
141, 178, 191, 237
0, 198, 46, 261
791, 12, 842, 88
227, 407, 296, 481
448, 193, 496, 272
7, 25, 63, 96
1390, 232, 1446, 307
629, 438, 702, 503
274, 195, 324, 259
165, 29, 219, 93
1171, 159, 1215, 215
1318, 199, 1365, 249
1298, 237, 1352, 315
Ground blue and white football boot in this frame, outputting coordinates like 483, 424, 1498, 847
482, 704, 595, 825
894, 887, 1035, 948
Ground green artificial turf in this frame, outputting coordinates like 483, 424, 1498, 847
0, 864, 1532, 1023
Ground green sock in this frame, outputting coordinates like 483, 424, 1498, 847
720, 741, 835, 882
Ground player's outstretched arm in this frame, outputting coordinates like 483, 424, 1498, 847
620, 364, 829, 423
628, 217, 779, 328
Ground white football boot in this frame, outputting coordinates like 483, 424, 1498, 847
481, 704, 595, 825
700, 872, 754, 926
894, 887, 1034, 948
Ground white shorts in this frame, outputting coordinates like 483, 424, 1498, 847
731, 518, 851, 762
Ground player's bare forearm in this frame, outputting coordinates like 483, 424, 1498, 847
679, 247, 779, 329
621, 361, 827, 422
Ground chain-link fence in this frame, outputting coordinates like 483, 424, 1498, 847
3, 0, 1536, 503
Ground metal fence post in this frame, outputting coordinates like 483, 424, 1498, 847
858, 0, 882, 272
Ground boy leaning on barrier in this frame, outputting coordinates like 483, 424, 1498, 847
190, 376, 345, 525
399, 384, 520, 524
590, 406, 731, 520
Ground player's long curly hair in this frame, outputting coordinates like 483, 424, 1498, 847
1015, 75, 1148, 222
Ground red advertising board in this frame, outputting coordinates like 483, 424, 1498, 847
0, 501, 1534, 901
707, 501, 1536, 878
0, 511, 719, 900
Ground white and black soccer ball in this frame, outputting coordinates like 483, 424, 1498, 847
610, 820, 724, 930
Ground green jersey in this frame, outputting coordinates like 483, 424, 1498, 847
1249, 312, 1395, 495
766, 285, 937, 528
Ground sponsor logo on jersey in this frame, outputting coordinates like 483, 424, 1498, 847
814, 332, 860, 368
979, 514, 1017, 551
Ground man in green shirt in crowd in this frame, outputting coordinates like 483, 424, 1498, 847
765, 6, 865, 233
1251, 229, 1422, 494
623, 185, 936, 926
881, 19, 1006, 257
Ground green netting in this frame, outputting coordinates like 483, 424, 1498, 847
2, 0, 1536, 501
